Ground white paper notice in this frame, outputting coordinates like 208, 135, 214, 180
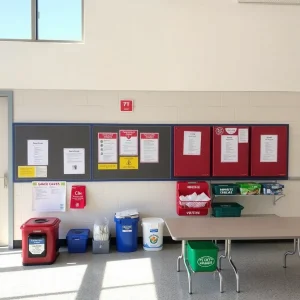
64, 148, 85, 174
140, 133, 159, 163
98, 133, 118, 163
119, 130, 138, 156
27, 140, 48, 165
221, 135, 238, 163
36, 166, 47, 178
260, 135, 278, 162
32, 181, 66, 212
238, 128, 249, 143
183, 131, 201, 155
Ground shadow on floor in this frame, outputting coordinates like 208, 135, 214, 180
0, 243, 300, 300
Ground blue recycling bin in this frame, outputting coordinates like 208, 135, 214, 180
114, 215, 139, 252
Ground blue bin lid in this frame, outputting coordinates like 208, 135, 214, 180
114, 216, 139, 223
67, 229, 90, 238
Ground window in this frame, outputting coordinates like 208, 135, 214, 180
37, 0, 83, 41
0, 0, 83, 42
0, 0, 32, 40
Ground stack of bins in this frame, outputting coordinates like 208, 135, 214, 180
211, 184, 244, 217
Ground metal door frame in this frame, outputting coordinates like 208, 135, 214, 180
0, 91, 13, 249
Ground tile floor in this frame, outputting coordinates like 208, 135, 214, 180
1, 243, 300, 300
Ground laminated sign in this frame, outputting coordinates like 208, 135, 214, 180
70, 185, 86, 209
119, 130, 138, 156
28, 237, 46, 256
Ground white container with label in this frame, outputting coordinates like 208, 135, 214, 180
141, 218, 164, 251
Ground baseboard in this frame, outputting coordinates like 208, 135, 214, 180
13, 237, 294, 249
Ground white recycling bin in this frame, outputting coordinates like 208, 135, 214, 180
141, 218, 164, 251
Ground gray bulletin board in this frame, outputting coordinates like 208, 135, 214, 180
14, 124, 91, 182
92, 125, 172, 180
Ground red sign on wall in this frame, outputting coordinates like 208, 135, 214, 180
120, 99, 133, 112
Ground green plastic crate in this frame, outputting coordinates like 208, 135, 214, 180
187, 241, 218, 272
212, 202, 244, 217
212, 184, 238, 195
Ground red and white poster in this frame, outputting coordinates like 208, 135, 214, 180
140, 133, 159, 163
119, 130, 138, 156
98, 133, 118, 163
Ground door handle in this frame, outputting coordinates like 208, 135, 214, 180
4, 172, 8, 189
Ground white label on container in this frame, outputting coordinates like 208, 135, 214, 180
221, 135, 238, 163
28, 239, 45, 255
122, 225, 132, 232
260, 135, 278, 162
238, 128, 249, 143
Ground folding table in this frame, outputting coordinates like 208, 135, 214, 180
165, 216, 300, 294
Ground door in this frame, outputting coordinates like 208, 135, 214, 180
0, 97, 8, 246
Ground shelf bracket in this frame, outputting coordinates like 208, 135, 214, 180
274, 194, 285, 205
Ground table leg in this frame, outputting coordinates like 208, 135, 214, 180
283, 238, 297, 268
218, 240, 228, 270
177, 254, 183, 272
216, 267, 224, 293
181, 240, 193, 294
177, 240, 185, 272
227, 239, 240, 293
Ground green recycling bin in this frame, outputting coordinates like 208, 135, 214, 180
187, 241, 218, 272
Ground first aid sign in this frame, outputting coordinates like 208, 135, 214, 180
120, 99, 133, 112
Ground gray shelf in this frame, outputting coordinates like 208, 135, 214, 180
212, 194, 285, 205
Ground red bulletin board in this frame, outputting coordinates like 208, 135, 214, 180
174, 126, 211, 177
212, 126, 249, 177
251, 125, 288, 177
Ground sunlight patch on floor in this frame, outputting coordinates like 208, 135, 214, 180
0, 264, 87, 298
101, 258, 155, 288
6, 292, 79, 300
99, 283, 158, 300
0, 251, 23, 268
37, 292, 78, 300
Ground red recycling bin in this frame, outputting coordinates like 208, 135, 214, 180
176, 181, 211, 216
20, 217, 60, 266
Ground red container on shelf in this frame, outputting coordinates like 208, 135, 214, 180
20, 217, 60, 266
176, 181, 211, 216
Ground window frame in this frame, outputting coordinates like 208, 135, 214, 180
0, 0, 84, 43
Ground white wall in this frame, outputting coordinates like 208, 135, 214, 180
1, 0, 300, 91
13, 90, 300, 239
4, 0, 300, 240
